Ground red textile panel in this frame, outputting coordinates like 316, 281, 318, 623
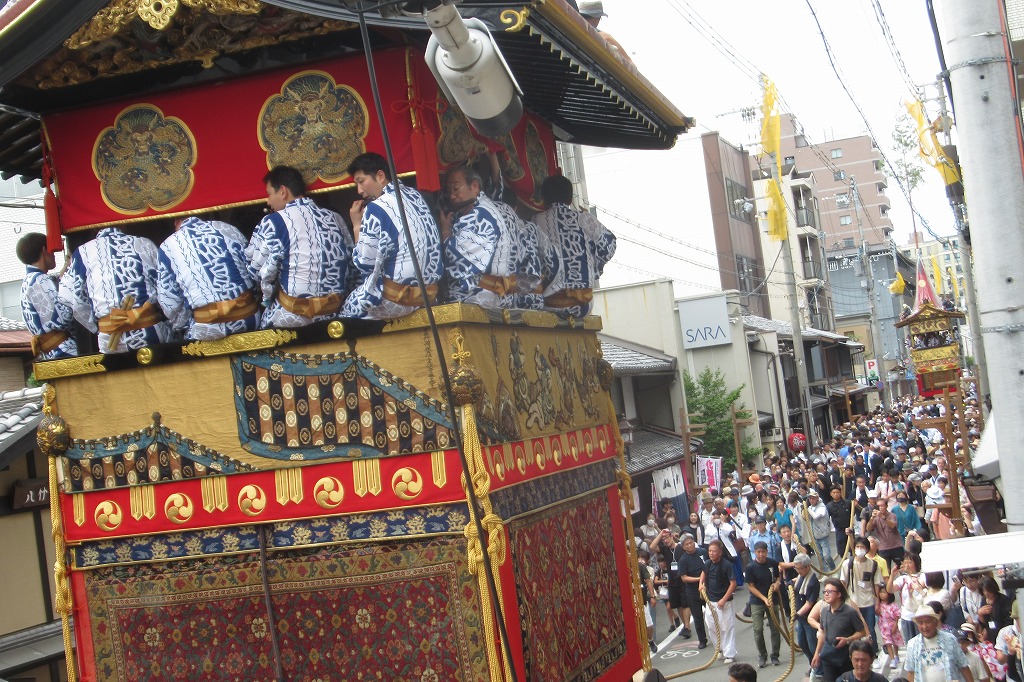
43, 48, 418, 233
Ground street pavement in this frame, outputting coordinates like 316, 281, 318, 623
645, 584, 903, 681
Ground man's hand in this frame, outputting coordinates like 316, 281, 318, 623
349, 200, 366, 239
835, 636, 851, 648
717, 598, 727, 610
438, 210, 454, 240
811, 654, 820, 669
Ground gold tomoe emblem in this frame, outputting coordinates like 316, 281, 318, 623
238, 484, 267, 516
391, 467, 423, 501
164, 492, 194, 524
313, 476, 345, 509
94, 500, 123, 532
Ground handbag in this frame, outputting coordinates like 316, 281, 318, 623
819, 640, 849, 667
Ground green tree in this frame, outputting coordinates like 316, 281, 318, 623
683, 367, 759, 473
890, 109, 926, 196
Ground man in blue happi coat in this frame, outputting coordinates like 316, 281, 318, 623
17, 232, 77, 360
532, 175, 616, 318
342, 152, 441, 320
59, 228, 173, 354
158, 216, 260, 341
248, 166, 352, 328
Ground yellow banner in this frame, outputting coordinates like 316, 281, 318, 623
905, 99, 960, 186
931, 255, 944, 295
947, 267, 959, 301
888, 271, 906, 295
761, 75, 781, 177
765, 178, 787, 241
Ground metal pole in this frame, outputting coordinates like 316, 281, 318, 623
850, 176, 889, 410
937, 1, 1024, 551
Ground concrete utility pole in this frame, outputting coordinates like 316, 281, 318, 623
850, 177, 889, 410
937, 3, 1024, 547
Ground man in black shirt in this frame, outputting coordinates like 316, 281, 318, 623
827, 486, 854, 559
678, 534, 709, 648
745, 540, 782, 667
700, 539, 737, 663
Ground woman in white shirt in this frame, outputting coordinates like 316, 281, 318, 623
887, 552, 927, 644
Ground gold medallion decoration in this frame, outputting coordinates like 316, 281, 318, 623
313, 476, 344, 509
238, 484, 267, 516
392, 467, 424, 501
436, 103, 488, 166
93, 104, 197, 214
259, 70, 368, 185
94, 500, 123, 532
164, 492, 194, 524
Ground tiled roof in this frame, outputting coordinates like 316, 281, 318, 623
742, 314, 862, 347
0, 386, 43, 467
600, 337, 677, 376
626, 428, 699, 476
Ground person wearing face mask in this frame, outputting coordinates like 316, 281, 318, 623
640, 513, 660, 544
664, 512, 681, 536
704, 509, 742, 585
840, 537, 885, 650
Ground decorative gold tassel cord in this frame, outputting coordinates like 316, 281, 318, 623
458, 400, 513, 682
39, 386, 76, 682
663, 587, 722, 678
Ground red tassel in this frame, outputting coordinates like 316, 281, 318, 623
44, 186, 63, 253
411, 127, 440, 192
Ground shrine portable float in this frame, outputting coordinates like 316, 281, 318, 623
0, 1, 693, 680
895, 259, 966, 397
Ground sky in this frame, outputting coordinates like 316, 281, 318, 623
583, 0, 956, 294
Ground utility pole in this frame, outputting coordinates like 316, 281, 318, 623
937, 1, 1024, 554
933, 82, 990, 410
850, 176, 889, 410
766, 157, 818, 450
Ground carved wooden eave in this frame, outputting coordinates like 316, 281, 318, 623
26, 0, 357, 90
893, 300, 966, 329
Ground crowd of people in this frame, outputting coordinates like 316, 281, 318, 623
637, 397, 1017, 682
19, 152, 616, 359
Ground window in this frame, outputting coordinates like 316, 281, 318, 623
784, 155, 795, 165
839, 215, 852, 226
835, 193, 850, 208
834, 170, 846, 181
831, 148, 843, 159
844, 238, 855, 247
726, 178, 751, 222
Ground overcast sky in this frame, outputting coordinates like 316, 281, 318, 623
584, 0, 955, 294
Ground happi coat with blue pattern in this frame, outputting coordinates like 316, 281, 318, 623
443, 194, 519, 308
342, 182, 441, 320
21, 265, 77, 359
59, 227, 173, 353
158, 217, 259, 341
247, 197, 351, 328
491, 199, 550, 310
532, 202, 617, 317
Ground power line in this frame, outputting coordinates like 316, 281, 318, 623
869, 0, 919, 97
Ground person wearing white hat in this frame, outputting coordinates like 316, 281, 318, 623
576, 1, 633, 63
903, 602, 975, 681
806, 489, 837, 571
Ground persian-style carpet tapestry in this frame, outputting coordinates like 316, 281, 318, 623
508, 491, 627, 682
82, 537, 487, 681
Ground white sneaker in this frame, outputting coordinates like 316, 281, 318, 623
723, 657, 735, 664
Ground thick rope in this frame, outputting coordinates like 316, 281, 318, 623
663, 587, 723, 679
764, 584, 799, 682
459, 402, 512, 682
801, 501, 855, 577
608, 405, 652, 673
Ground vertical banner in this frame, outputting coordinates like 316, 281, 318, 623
695, 456, 722, 491
621, 487, 640, 517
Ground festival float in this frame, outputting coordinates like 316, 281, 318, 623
0, 1, 693, 680
894, 258, 965, 397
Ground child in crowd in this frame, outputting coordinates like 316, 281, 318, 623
877, 587, 904, 668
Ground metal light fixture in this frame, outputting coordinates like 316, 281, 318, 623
618, 415, 635, 461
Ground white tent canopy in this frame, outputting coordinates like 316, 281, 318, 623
972, 410, 1000, 483
919, 530, 1024, 573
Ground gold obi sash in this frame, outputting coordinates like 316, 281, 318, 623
98, 300, 164, 334
382, 278, 438, 307
478, 274, 518, 297
31, 329, 70, 357
193, 291, 259, 324
543, 288, 593, 308
277, 290, 343, 318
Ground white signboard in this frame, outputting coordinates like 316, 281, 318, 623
865, 357, 879, 379
678, 294, 732, 350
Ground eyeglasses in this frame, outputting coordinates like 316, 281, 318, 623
823, 588, 839, 594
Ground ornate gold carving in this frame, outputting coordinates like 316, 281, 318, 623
519, 310, 559, 328
47, 4, 350, 89
431, 450, 447, 488
94, 500, 123, 532
259, 71, 368, 185
136, 347, 154, 365
327, 321, 345, 339
583, 315, 603, 330
129, 484, 156, 520
436, 104, 489, 168
34, 355, 106, 381
352, 459, 382, 497
37, 386, 70, 457
164, 492, 194, 524
500, 7, 530, 32
181, 329, 297, 356
274, 468, 303, 505
392, 467, 424, 501
138, 0, 179, 30
381, 303, 490, 333
200, 476, 229, 512
596, 358, 614, 391
313, 476, 344, 509
237, 484, 266, 516
448, 329, 483, 406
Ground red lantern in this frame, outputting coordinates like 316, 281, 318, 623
787, 432, 807, 453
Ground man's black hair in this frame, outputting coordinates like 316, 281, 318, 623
263, 166, 306, 198
727, 662, 757, 682
347, 152, 392, 181
16, 232, 48, 265
540, 175, 574, 205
